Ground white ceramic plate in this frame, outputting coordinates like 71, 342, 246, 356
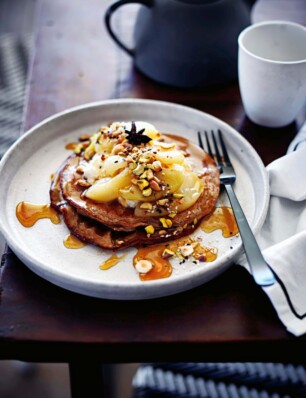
0, 99, 269, 300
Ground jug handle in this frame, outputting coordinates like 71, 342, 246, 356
105, 0, 153, 57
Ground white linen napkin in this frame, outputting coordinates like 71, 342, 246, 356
240, 121, 306, 336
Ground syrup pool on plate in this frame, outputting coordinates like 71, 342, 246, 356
16, 202, 61, 227
64, 234, 86, 249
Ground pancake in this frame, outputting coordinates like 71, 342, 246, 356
60, 203, 201, 250
50, 121, 220, 249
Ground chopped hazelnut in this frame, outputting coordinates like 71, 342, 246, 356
146, 169, 154, 180
152, 160, 162, 172
149, 180, 161, 191
179, 245, 194, 257
79, 134, 90, 141
76, 179, 91, 188
135, 259, 153, 274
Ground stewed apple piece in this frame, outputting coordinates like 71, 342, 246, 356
175, 171, 204, 212
85, 168, 131, 202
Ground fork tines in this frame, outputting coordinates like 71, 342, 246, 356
198, 129, 230, 166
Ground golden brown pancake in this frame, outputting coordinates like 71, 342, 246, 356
50, 123, 220, 249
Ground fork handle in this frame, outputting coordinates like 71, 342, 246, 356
224, 184, 275, 286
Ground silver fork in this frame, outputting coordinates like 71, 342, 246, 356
198, 129, 275, 287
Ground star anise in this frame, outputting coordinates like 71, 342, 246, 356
125, 121, 152, 146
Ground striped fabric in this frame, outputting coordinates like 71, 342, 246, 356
0, 33, 32, 158
133, 362, 306, 398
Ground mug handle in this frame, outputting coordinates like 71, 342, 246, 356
105, 0, 153, 57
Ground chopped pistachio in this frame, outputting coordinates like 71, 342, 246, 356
175, 251, 185, 261
140, 202, 153, 210
159, 218, 173, 228
73, 144, 83, 154
145, 225, 155, 235
157, 199, 168, 206
162, 248, 175, 258
84, 147, 95, 160
139, 156, 150, 163
166, 219, 173, 228
129, 162, 137, 170
173, 193, 184, 199
137, 179, 149, 190
133, 164, 145, 176
142, 187, 153, 197
139, 171, 148, 179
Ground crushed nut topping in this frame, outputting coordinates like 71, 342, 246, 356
135, 259, 153, 274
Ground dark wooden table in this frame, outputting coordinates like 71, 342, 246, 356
1, 0, 306, 397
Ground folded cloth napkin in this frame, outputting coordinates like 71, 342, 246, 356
240, 121, 306, 336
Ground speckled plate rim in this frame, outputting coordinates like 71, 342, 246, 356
0, 99, 269, 300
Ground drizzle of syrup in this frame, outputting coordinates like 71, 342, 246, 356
201, 206, 239, 238
134, 245, 172, 281
167, 238, 217, 263
16, 202, 61, 227
64, 234, 86, 249
133, 237, 217, 281
100, 253, 127, 270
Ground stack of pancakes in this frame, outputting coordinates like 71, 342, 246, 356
50, 122, 219, 249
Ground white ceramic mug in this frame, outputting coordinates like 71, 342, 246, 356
238, 21, 306, 127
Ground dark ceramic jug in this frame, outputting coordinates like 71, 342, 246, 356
105, 0, 256, 88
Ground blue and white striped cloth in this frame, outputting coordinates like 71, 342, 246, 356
0, 33, 32, 158
0, 33, 32, 255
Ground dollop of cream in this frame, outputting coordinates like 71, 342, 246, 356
80, 153, 103, 184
